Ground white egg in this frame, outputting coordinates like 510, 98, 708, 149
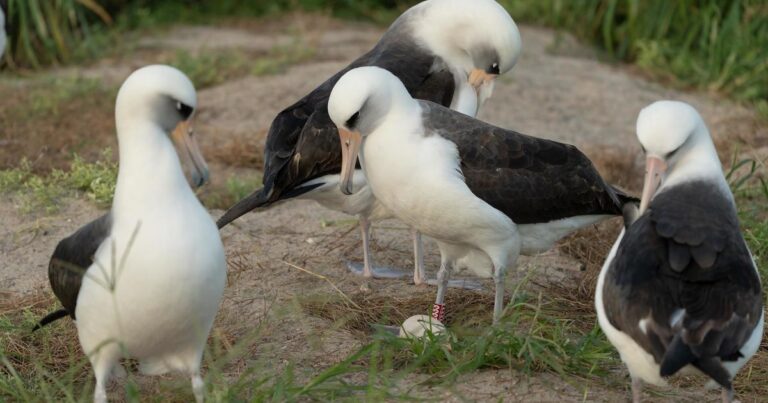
399, 314, 446, 338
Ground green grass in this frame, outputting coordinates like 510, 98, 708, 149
731, 159, 768, 279
1, 0, 408, 70
251, 39, 316, 76
12, 76, 110, 118
0, 150, 117, 213
1, 284, 617, 401
201, 173, 263, 210
163, 39, 315, 89
164, 50, 251, 89
504, 0, 768, 113
0, 293, 396, 401
300, 275, 621, 391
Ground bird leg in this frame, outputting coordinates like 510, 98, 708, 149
346, 216, 409, 279
721, 387, 735, 403
89, 347, 119, 403
192, 372, 205, 403
492, 267, 506, 324
412, 229, 426, 285
631, 377, 642, 403
432, 263, 450, 322
360, 216, 373, 278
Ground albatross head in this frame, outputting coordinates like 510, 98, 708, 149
636, 100, 719, 213
115, 65, 209, 188
328, 67, 414, 195
410, 0, 521, 105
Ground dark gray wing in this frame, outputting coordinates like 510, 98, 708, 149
49, 213, 112, 319
420, 101, 627, 224
603, 182, 762, 387
217, 16, 455, 228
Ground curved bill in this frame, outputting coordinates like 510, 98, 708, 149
468, 68, 498, 99
338, 128, 362, 196
638, 156, 668, 214
171, 120, 210, 188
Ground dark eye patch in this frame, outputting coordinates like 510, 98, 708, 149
486, 63, 500, 75
346, 111, 360, 129
176, 101, 194, 120
665, 145, 682, 159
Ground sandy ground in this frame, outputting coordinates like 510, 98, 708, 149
2, 16, 765, 402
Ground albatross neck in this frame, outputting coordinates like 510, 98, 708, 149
113, 121, 194, 214
660, 134, 730, 198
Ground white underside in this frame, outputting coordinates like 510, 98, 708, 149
75, 193, 226, 376
453, 214, 613, 277
596, 230, 765, 387
297, 171, 392, 221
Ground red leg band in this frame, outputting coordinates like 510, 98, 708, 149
432, 303, 446, 322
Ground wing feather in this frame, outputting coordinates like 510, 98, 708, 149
48, 214, 111, 318
603, 182, 762, 386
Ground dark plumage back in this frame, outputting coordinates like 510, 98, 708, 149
217, 12, 455, 228
603, 182, 762, 387
419, 101, 635, 224
34, 214, 112, 330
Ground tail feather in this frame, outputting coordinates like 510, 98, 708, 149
611, 185, 640, 206
660, 335, 696, 377
660, 335, 732, 389
693, 357, 732, 389
217, 188, 273, 229
32, 309, 69, 331
217, 181, 325, 229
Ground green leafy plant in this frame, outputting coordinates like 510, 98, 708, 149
3, 0, 112, 68
504, 0, 768, 106
0, 150, 117, 213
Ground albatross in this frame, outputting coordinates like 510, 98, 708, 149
216, 0, 521, 285
34, 65, 226, 403
595, 101, 764, 403
328, 66, 636, 323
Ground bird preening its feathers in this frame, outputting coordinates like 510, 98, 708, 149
596, 101, 763, 403
20, 2, 763, 402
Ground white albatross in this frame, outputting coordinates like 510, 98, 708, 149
34, 65, 226, 403
595, 101, 763, 403
215, 0, 521, 286
328, 67, 635, 323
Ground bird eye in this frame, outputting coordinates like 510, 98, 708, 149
176, 101, 194, 119
487, 63, 500, 75
346, 111, 360, 129
665, 146, 682, 159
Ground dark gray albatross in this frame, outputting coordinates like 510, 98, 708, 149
327, 66, 638, 324
596, 101, 763, 403
215, 0, 521, 285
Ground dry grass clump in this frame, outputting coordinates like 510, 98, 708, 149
300, 288, 495, 334
0, 290, 87, 381
580, 145, 643, 192
0, 78, 116, 172
556, 219, 624, 302
203, 129, 267, 168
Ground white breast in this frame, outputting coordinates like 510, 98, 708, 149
75, 194, 225, 372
